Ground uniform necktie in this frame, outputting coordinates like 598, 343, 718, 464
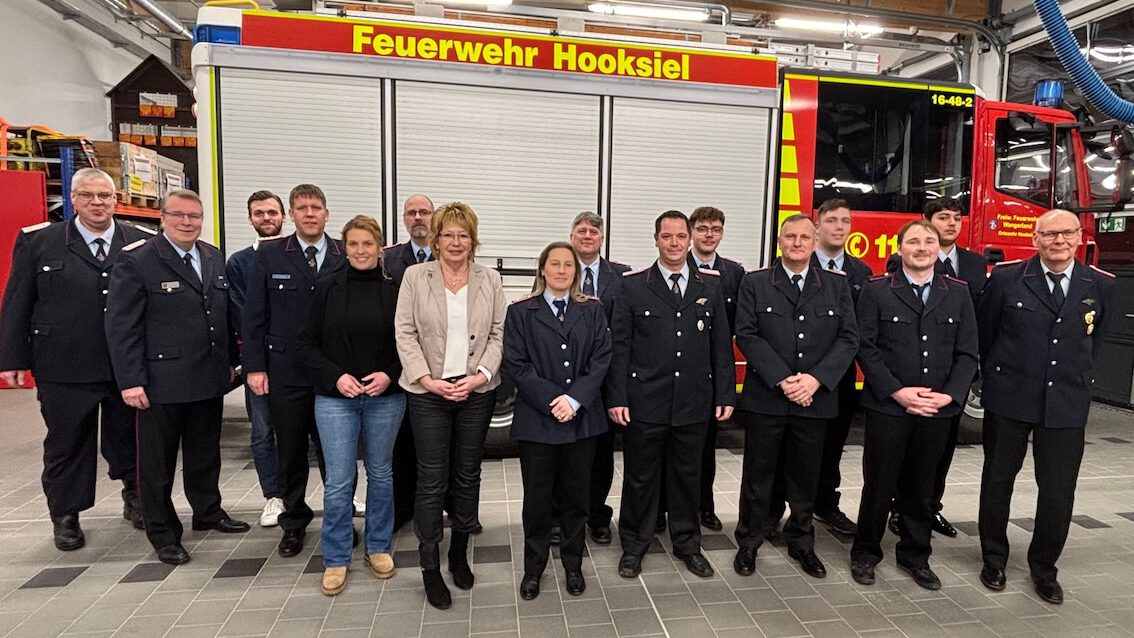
416, 248, 426, 264
912, 281, 930, 306
699, 263, 711, 270
938, 258, 957, 278
183, 253, 200, 282
1047, 272, 1066, 308
789, 273, 802, 302
553, 299, 566, 322
305, 245, 318, 272
582, 267, 595, 296
93, 238, 107, 263
827, 258, 837, 271
669, 273, 682, 304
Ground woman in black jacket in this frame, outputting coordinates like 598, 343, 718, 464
503, 241, 612, 601
295, 215, 404, 596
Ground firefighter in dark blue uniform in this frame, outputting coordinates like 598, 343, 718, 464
977, 209, 1115, 605
105, 189, 249, 565
732, 214, 858, 580
606, 210, 734, 580
0, 168, 152, 550
849, 220, 978, 591
243, 184, 346, 558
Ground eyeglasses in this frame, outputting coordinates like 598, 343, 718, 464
405, 209, 433, 218
439, 231, 472, 243
1035, 228, 1080, 241
694, 225, 724, 236
74, 191, 114, 202
163, 212, 204, 221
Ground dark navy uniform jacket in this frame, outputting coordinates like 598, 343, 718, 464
586, 257, 632, 324
735, 265, 859, 419
979, 256, 1114, 428
856, 272, 978, 418
225, 243, 257, 340
105, 234, 236, 403
606, 263, 735, 427
886, 247, 987, 299
503, 294, 612, 444
812, 252, 872, 304
383, 241, 433, 286
688, 252, 744, 333
242, 233, 345, 387
0, 219, 151, 383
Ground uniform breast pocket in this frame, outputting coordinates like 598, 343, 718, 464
1006, 299, 1037, 313
270, 275, 296, 293
35, 260, 63, 296
149, 282, 186, 296
756, 305, 785, 328
633, 309, 660, 331
695, 307, 713, 330
146, 346, 181, 361
213, 278, 229, 291
814, 305, 841, 321
878, 312, 913, 335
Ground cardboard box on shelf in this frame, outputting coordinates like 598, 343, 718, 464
91, 141, 160, 199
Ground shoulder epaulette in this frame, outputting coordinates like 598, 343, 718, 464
698, 268, 720, 276
583, 294, 600, 302
383, 242, 404, 251
123, 239, 147, 252
1089, 265, 1116, 278
610, 260, 630, 268
943, 274, 968, 285
992, 259, 1022, 268
624, 267, 648, 276
745, 266, 768, 274
511, 293, 536, 304
132, 224, 158, 235
825, 269, 847, 276
868, 273, 891, 282
258, 234, 286, 242
21, 221, 51, 234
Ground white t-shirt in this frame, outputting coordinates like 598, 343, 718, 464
442, 285, 470, 378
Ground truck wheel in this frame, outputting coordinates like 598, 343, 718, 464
958, 382, 984, 444
484, 376, 518, 458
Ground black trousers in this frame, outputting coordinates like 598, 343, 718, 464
735, 413, 825, 553
36, 381, 136, 517
268, 384, 326, 532
814, 366, 859, 515
587, 425, 617, 529
979, 411, 1084, 581
619, 420, 707, 557
407, 390, 495, 570
895, 415, 960, 517
851, 409, 951, 569
519, 437, 597, 576
699, 417, 721, 514
137, 398, 228, 549
391, 412, 418, 531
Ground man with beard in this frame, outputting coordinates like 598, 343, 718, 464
384, 194, 434, 285
227, 191, 287, 527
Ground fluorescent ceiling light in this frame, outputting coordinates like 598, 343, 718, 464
774, 17, 883, 37
438, 0, 514, 6
588, 3, 711, 22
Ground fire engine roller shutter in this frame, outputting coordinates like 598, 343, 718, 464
607, 98, 770, 270
216, 68, 383, 254
394, 82, 600, 265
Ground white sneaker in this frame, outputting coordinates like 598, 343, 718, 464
260, 497, 284, 527
353, 496, 366, 518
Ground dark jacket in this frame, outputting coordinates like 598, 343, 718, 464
812, 251, 873, 304
225, 243, 257, 340
688, 252, 744, 333
383, 241, 433, 286
735, 264, 859, 418
241, 233, 345, 386
856, 272, 978, 417
589, 257, 632, 324
293, 266, 403, 398
979, 256, 1114, 428
0, 220, 151, 382
885, 247, 987, 299
503, 294, 612, 444
606, 263, 735, 426
105, 234, 236, 403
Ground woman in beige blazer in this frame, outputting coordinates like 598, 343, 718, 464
394, 202, 505, 610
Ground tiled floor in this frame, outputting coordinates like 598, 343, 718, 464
2, 388, 1134, 637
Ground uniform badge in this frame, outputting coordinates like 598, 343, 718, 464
1082, 298, 1095, 307
1084, 310, 1096, 335
697, 320, 705, 332
695, 298, 708, 305
161, 281, 181, 293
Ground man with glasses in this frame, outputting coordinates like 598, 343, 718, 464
0, 168, 152, 551
106, 189, 249, 565
977, 209, 1114, 604
244, 184, 346, 558
385, 194, 435, 285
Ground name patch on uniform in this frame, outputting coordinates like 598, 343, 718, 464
271, 274, 291, 280
161, 281, 181, 292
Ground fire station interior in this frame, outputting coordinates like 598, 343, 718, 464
2, 0, 1134, 637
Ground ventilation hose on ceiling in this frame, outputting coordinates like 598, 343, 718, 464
1033, 0, 1134, 122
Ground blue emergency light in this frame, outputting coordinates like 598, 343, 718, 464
1034, 79, 1064, 108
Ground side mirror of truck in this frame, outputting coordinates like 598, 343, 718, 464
1114, 158, 1134, 206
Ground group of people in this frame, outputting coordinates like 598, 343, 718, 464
0, 166, 1113, 611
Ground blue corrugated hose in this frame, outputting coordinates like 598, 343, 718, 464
1033, 0, 1134, 123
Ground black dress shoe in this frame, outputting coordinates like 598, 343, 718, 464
655, 515, 667, 534
278, 529, 305, 557
565, 570, 585, 596
51, 514, 85, 552
549, 526, 562, 546
423, 569, 452, 609
931, 513, 958, 538
888, 512, 902, 536
733, 547, 756, 576
814, 510, 857, 536
470, 521, 483, 535
700, 511, 723, 532
193, 517, 250, 533
519, 574, 540, 600
590, 525, 612, 545
678, 552, 714, 578
980, 566, 1006, 591
899, 563, 942, 590
851, 560, 875, 585
122, 495, 144, 531
1033, 577, 1063, 604
618, 553, 642, 578
156, 543, 190, 565
787, 548, 827, 579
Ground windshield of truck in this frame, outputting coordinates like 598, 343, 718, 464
993, 117, 1079, 209
812, 81, 973, 214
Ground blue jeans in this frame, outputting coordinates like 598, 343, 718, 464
245, 384, 280, 499
315, 392, 406, 567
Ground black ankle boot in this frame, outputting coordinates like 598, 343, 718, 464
121, 481, 144, 530
422, 569, 451, 609
448, 531, 474, 590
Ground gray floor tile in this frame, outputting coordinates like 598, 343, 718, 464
418, 621, 471, 638
470, 605, 518, 633
610, 608, 663, 637
114, 614, 179, 637
751, 610, 808, 638
473, 544, 512, 565
370, 611, 424, 638
604, 585, 652, 610
701, 601, 755, 629
517, 615, 569, 638
219, 609, 282, 636
562, 599, 611, 627
661, 616, 715, 637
